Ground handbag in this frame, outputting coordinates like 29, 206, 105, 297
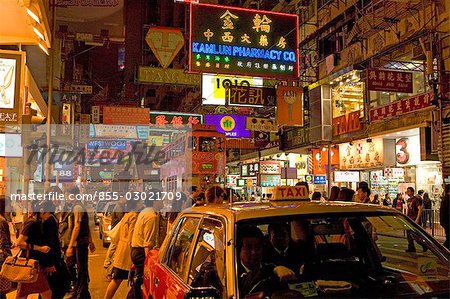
0, 249, 39, 283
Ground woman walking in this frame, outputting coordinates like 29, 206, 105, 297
15, 203, 52, 299
104, 200, 141, 299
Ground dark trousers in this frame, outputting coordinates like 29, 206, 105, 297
63, 246, 78, 289
75, 245, 91, 299
129, 247, 146, 299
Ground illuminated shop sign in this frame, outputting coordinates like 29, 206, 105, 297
103, 106, 150, 125
226, 86, 276, 107
260, 174, 281, 187
314, 175, 327, 185
339, 138, 384, 170
366, 69, 413, 93
202, 73, 262, 105
189, 3, 298, 79
334, 171, 360, 182
204, 114, 250, 138
87, 140, 128, 150
150, 111, 203, 128
246, 117, 278, 132
332, 110, 362, 136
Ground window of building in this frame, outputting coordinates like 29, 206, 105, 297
330, 71, 364, 118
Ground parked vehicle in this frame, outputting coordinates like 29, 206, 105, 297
99, 202, 116, 248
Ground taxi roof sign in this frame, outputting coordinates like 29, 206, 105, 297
271, 186, 309, 201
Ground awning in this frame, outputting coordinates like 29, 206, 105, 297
0, 0, 51, 52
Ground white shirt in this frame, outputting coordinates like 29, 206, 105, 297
131, 207, 159, 248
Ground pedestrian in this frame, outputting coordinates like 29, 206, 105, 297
104, 194, 127, 279
392, 193, 405, 212
15, 204, 52, 299
311, 191, 322, 201
371, 194, 380, 205
59, 188, 78, 293
329, 186, 340, 201
104, 199, 141, 299
382, 194, 391, 206
205, 186, 227, 204
39, 199, 71, 299
65, 186, 96, 299
405, 187, 426, 253
337, 188, 355, 202
129, 192, 165, 299
194, 192, 206, 206
0, 195, 12, 299
440, 184, 450, 250
356, 186, 371, 203
422, 192, 432, 228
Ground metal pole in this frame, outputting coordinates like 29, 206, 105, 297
327, 142, 332, 196
44, 0, 56, 190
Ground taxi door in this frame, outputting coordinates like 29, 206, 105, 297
151, 216, 201, 299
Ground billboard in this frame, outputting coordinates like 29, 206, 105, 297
145, 27, 184, 69
204, 114, 250, 138
201, 73, 262, 105
277, 86, 303, 126
189, 3, 298, 79
103, 107, 150, 125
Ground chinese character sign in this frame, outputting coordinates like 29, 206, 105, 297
277, 86, 303, 126
226, 86, 276, 107
369, 91, 433, 122
149, 111, 203, 128
366, 69, 413, 93
189, 3, 298, 79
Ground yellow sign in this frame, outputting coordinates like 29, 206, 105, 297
148, 136, 163, 147
246, 117, 277, 132
272, 186, 309, 201
138, 67, 201, 86
145, 27, 184, 69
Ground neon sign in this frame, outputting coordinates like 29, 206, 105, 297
189, 3, 298, 79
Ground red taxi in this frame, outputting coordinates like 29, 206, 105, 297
142, 186, 450, 298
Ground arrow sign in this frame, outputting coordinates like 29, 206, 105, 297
145, 27, 184, 69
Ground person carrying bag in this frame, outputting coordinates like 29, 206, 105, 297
0, 195, 13, 298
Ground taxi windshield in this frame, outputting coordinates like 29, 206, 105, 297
235, 212, 449, 298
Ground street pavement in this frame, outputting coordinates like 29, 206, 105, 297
7, 210, 130, 299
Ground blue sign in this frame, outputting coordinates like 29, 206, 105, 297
314, 175, 327, 185
87, 140, 128, 150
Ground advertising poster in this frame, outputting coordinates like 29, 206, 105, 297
0, 50, 24, 126
277, 86, 303, 126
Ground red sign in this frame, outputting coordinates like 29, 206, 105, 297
332, 110, 361, 136
369, 91, 433, 122
312, 148, 339, 175
366, 69, 413, 93
103, 107, 150, 125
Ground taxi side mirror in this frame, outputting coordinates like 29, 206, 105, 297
185, 286, 220, 299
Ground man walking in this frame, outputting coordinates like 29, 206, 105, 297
405, 187, 425, 252
129, 195, 164, 299
65, 187, 96, 299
